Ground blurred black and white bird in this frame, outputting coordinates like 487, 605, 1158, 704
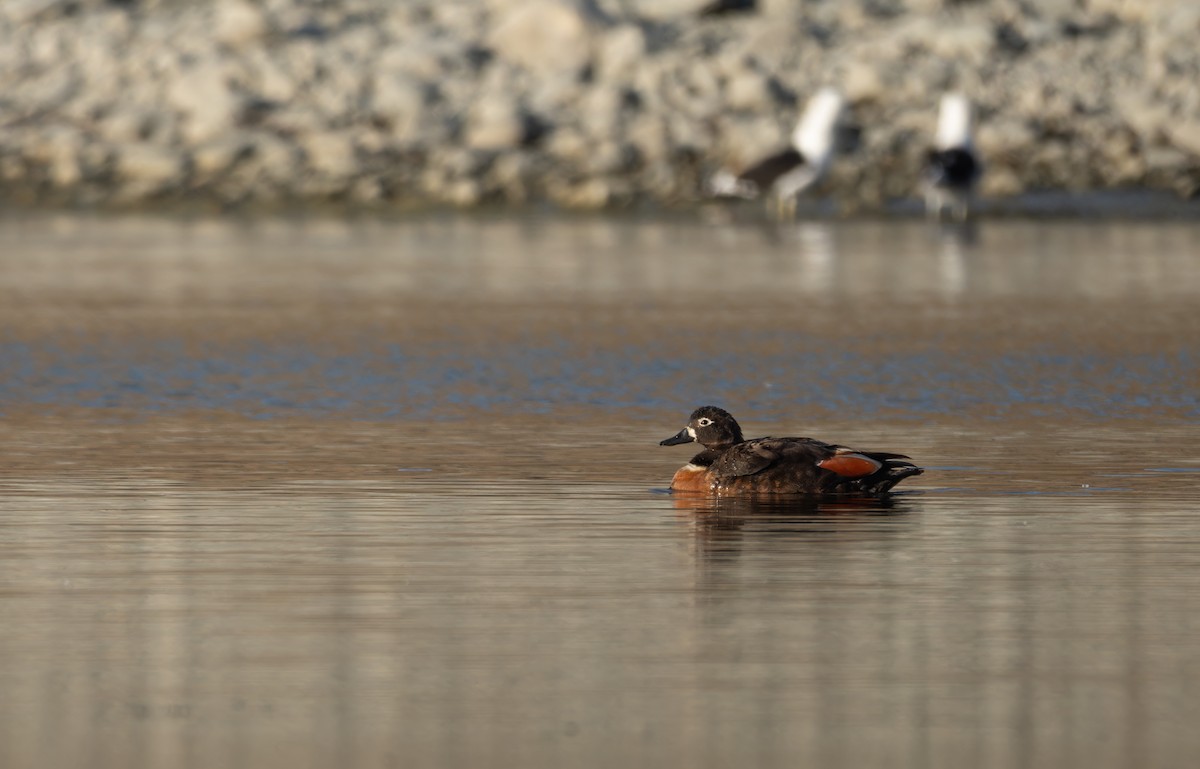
923, 93, 982, 221
708, 87, 845, 219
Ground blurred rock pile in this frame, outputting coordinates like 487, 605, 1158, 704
1, 0, 1197, 210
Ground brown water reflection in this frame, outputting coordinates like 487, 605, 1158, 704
1, 213, 1199, 768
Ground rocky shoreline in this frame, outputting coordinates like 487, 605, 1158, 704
2, 0, 1198, 212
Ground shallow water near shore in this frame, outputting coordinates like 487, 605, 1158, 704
2, 212, 1199, 768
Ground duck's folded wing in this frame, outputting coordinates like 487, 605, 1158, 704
710, 437, 832, 478
817, 447, 915, 478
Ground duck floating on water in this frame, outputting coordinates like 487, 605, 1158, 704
660, 406, 922, 495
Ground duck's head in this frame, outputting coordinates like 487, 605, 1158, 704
660, 406, 744, 450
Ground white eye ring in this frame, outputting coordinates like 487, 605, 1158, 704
697, 418, 713, 427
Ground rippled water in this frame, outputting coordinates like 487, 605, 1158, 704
1, 213, 1199, 768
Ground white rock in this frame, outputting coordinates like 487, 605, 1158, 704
467, 96, 527, 150
718, 115, 785, 166
547, 129, 590, 163
307, 70, 366, 121
725, 70, 771, 113
331, 27, 383, 67
215, 0, 268, 49
73, 29, 122, 90
526, 71, 582, 114
1144, 146, 1189, 173
0, 153, 26, 184
115, 144, 183, 188
490, 152, 535, 200
585, 141, 632, 174
981, 166, 1023, 197
550, 178, 610, 209
629, 0, 709, 21
377, 41, 455, 81
1114, 91, 1171, 144
489, 0, 599, 76
244, 132, 297, 183
302, 132, 358, 178
372, 74, 425, 117
96, 110, 147, 144
667, 113, 708, 153
4, 0, 69, 24
596, 24, 645, 81
843, 61, 885, 103
12, 67, 78, 117
240, 50, 298, 102
263, 105, 327, 139
1088, 0, 1172, 22
627, 114, 668, 161
193, 134, 254, 178
24, 16, 70, 66
433, 1, 486, 35
371, 74, 426, 141
50, 156, 82, 188
25, 124, 82, 183
277, 38, 322, 90
78, 142, 114, 179
1166, 121, 1200, 157
685, 62, 722, 108
445, 179, 482, 207
977, 119, 1036, 158
579, 86, 624, 138
926, 22, 996, 66
167, 61, 240, 145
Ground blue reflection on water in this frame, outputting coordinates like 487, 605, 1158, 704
1, 336, 1195, 421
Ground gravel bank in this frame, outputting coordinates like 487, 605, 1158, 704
2, 0, 1198, 211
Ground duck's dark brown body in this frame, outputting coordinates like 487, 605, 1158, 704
661, 407, 922, 496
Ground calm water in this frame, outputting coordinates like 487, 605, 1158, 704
1, 213, 1198, 768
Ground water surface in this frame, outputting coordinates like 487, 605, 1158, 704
1, 213, 1198, 768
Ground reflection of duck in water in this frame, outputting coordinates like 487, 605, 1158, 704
673, 493, 912, 581
672, 492, 903, 517
660, 406, 922, 495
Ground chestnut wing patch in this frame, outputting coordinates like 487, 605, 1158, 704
817, 450, 884, 478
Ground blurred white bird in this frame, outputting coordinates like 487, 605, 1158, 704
923, 93, 983, 221
709, 87, 845, 219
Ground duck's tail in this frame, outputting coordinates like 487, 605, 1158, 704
861, 455, 923, 494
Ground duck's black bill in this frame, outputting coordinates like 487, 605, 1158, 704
660, 429, 694, 446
